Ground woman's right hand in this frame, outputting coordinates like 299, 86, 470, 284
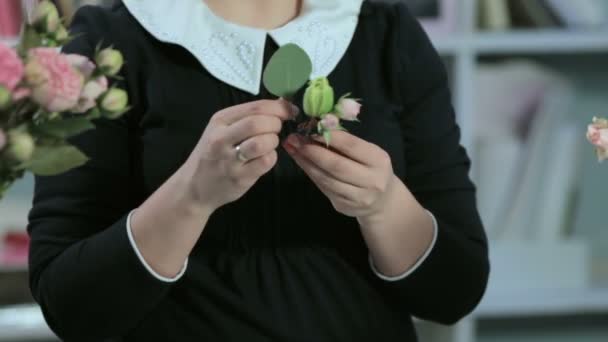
184, 99, 298, 212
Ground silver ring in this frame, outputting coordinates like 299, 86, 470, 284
235, 144, 248, 162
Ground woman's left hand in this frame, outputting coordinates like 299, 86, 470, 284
283, 131, 398, 221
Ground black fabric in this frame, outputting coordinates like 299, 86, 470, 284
27, 1, 490, 341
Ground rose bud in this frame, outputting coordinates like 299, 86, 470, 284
66, 54, 96, 78
73, 76, 108, 113
0, 128, 6, 152
587, 116, 608, 162
0, 86, 11, 110
7, 130, 35, 162
33, 0, 60, 34
100, 88, 128, 118
303, 77, 334, 118
336, 97, 361, 121
53, 25, 69, 43
319, 113, 341, 131
96, 48, 124, 76
25, 48, 84, 112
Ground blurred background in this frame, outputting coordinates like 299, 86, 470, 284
1, 0, 608, 341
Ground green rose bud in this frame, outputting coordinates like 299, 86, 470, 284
7, 130, 35, 162
100, 88, 128, 118
53, 25, 69, 43
0, 86, 12, 111
33, 0, 60, 34
96, 48, 124, 76
303, 77, 334, 118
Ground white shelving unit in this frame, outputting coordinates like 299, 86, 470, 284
418, 0, 608, 341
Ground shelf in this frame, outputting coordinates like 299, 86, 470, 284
0, 304, 55, 341
430, 30, 608, 56
473, 30, 608, 55
475, 288, 608, 319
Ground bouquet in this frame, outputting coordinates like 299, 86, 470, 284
0, 0, 128, 200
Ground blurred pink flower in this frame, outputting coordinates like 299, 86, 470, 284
66, 54, 96, 78
73, 76, 108, 113
586, 117, 608, 162
0, 129, 6, 151
12, 88, 31, 101
336, 98, 361, 121
25, 48, 84, 112
320, 113, 340, 131
0, 43, 24, 92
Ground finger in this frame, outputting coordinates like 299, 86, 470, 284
311, 131, 378, 166
287, 135, 371, 188
216, 99, 298, 125
237, 133, 280, 160
241, 150, 278, 178
289, 148, 362, 200
224, 115, 282, 145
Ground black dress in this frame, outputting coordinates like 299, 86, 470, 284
27, 1, 490, 341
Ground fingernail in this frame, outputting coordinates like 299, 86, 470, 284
283, 141, 296, 154
289, 103, 300, 120
287, 134, 302, 149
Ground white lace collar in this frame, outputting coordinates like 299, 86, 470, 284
122, 0, 364, 95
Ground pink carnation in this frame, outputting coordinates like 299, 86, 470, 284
0, 43, 24, 92
25, 48, 84, 112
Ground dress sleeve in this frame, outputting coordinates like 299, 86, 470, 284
372, 4, 490, 325
27, 7, 174, 340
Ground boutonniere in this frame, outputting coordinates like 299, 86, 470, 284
262, 43, 361, 146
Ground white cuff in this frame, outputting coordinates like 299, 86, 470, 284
126, 209, 188, 283
369, 210, 438, 282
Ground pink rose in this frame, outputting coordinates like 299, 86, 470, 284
66, 54, 96, 78
320, 113, 340, 131
25, 48, 84, 112
0, 43, 24, 92
0, 129, 6, 151
336, 98, 361, 121
73, 76, 108, 113
586, 117, 608, 162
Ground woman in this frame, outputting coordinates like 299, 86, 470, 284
27, 0, 490, 340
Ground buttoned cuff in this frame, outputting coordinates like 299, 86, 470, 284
369, 210, 438, 282
126, 209, 188, 283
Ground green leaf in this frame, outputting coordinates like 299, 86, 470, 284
263, 43, 312, 98
33, 117, 95, 138
23, 145, 89, 176
323, 130, 332, 147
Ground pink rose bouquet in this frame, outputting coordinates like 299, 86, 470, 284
0, 0, 129, 199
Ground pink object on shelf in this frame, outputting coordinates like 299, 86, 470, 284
1, 230, 30, 267
418, 0, 458, 36
0, 0, 24, 38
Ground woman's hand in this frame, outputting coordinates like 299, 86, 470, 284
282, 131, 397, 221
185, 99, 297, 212
283, 131, 435, 278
